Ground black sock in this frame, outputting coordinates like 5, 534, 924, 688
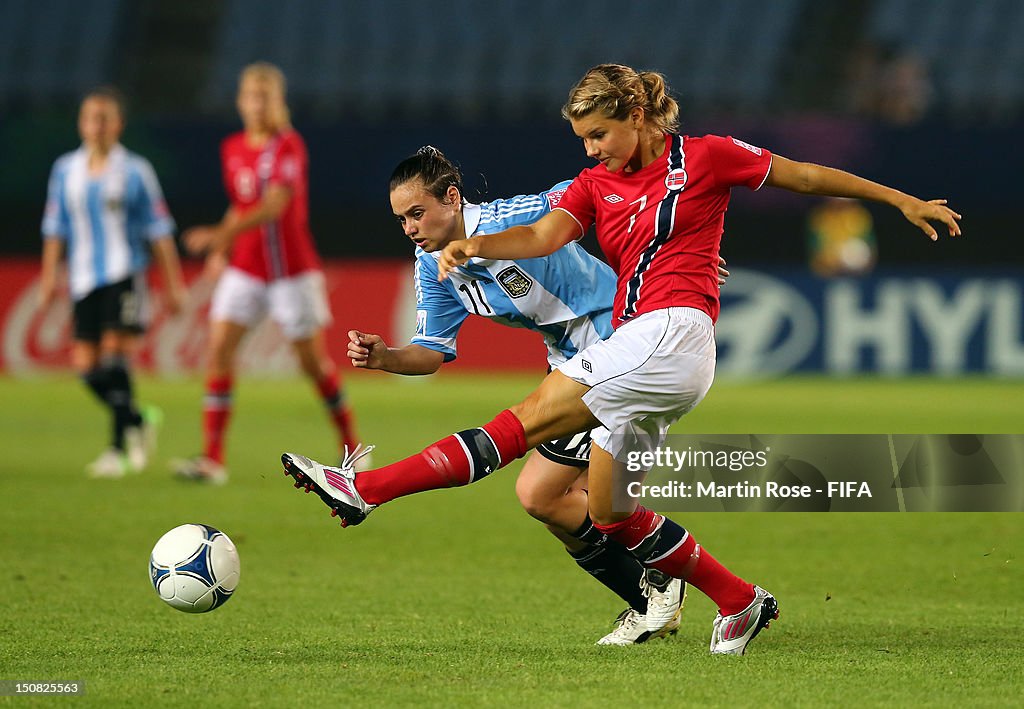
81, 366, 112, 404
569, 515, 648, 613
100, 355, 142, 449
82, 366, 120, 448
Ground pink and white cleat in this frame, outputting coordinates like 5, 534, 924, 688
709, 585, 779, 655
281, 445, 376, 527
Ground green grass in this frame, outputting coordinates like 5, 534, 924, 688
1, 374, 1022, 707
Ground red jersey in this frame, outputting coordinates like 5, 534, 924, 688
556, 134, 772, 326
220, 128, 321, 280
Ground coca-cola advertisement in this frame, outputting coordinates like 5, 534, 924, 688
0, 258, 546, 375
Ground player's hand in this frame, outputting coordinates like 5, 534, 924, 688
899, 198, 962, 241
437, 240, 478, 281
202, 251, 228, 282
348, 330, 388, 369
717, 256, 730, 288
183, 225, 223, 255
164, 283, 186, 316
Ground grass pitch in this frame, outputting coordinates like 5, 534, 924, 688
1, 373, 1022, 707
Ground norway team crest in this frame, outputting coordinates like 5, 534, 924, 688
665, 168, 688, 191
496, 266, 533, 299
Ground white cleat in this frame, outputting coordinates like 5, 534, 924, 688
596, 606, 679, 646
282, 444, 376, 527
597, 609, 649, 646
641, 569, 687, 634
86, 448, 130, 479
709, 585, 779, 655
170, 455, 229, 486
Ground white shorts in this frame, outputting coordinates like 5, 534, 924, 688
209, 267, 331, 340
557, 307, 716, 464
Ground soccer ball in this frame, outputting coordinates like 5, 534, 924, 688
149, 524, 240, 613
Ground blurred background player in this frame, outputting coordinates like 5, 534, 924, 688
173, 62, 361, 484
344, 146, 732, 644
38, 87, 186, 478
806, 197, 877, 276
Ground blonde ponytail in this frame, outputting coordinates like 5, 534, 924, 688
562, 63, 679, 133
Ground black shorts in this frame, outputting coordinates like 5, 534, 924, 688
73, 275, 148, 342
537, 430, 592, 468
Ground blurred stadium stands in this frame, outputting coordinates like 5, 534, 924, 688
0, 0, 122, 104
866, 0, 1024, 121
4, 0, 1023, 119
200, 0, 805, 118
0, 0, 1020, 262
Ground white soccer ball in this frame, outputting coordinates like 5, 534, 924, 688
149, 524, 240, 613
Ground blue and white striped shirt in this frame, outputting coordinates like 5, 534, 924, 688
42, 144, 175, 301
411, 181, 616, 366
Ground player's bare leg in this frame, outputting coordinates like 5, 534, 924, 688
514, 455, 590, 548
508, 370, 598, 447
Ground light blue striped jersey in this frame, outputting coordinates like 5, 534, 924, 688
42, 144, 176, 301
411, 181, 616, 366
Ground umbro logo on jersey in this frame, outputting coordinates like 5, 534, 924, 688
582, 359, 593, 373
603, 194, 625, 203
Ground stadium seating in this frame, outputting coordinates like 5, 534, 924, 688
0, 0, 122, 104
200, 0, 805, 118
2, 0, 1023, 121
866, 0, 1024, 119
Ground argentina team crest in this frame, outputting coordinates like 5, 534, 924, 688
496, 266, 533, 299
666, 167, 688, 191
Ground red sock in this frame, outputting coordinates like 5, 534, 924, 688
202, 375, 232, 464
356, 409, 527, 506
595, 506, 755, 616
315, 369, 359, 450
685, 545, 756, 616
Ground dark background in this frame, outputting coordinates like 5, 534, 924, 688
1, 0, 1020, 266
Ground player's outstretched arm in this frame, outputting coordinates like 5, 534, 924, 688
183, 207, 235, 256
347, 330, 444, 375
766, 155, 962, 241
184, 185, 292, 256
437, 210, 581, 281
